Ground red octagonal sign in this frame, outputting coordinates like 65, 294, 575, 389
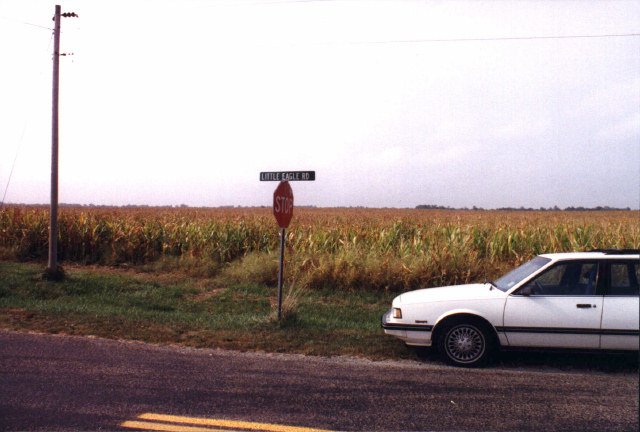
273, 181, 294, 229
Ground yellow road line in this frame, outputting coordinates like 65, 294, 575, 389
121, 420, 228, 432
121, 413, 334, 432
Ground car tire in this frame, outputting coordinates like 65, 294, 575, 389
437, 318, 495, 367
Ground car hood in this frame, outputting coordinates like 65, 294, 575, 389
398, 283, 503, 305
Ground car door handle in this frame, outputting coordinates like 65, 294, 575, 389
576, 304, 595, 309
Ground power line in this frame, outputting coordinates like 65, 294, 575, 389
0, 125, 26, 209
0, 32, 54, 211
347, 33, 640, 45
0, 15, 53, 31
232, 32, 640, 48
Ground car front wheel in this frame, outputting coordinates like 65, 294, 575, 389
437, 319, 494, 367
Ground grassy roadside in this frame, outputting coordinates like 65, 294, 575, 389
0, 260, 413, 360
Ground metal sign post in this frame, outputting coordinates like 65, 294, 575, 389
277, 228, 286, 320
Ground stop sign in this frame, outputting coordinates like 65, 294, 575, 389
273, 181, 294, 229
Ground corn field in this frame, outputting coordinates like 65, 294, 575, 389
1, 206, 638, 291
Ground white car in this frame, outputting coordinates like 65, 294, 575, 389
382, 250, 639, 367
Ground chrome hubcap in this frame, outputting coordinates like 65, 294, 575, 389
445, 325, 485, 363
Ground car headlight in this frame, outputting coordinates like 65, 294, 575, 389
392, 308, 402, 319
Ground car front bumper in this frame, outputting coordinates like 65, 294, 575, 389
381, 308, 434, 347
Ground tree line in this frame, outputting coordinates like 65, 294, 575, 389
415, 204, 633, 211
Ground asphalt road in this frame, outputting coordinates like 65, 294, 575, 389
1, 330, 638, 432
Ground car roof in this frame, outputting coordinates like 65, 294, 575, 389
539, 251, 639, 260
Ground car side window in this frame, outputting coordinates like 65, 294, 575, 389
609, 261, 639, 296
523, 261, 598, 296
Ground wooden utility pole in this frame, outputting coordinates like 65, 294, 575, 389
46, 4, 61, 279
45, 5, 76, 280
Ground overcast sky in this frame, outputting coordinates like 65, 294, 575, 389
1, 0, 639, 208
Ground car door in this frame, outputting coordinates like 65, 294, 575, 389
600, 260, 640, 350
502, 260, 603, 349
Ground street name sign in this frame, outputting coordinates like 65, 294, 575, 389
260, 171, 315, 182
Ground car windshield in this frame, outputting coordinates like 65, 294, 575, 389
493, 256, 551, 292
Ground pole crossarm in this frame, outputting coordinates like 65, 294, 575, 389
52, 11, 79, 20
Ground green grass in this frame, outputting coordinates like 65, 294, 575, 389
0, 260, 411, 359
